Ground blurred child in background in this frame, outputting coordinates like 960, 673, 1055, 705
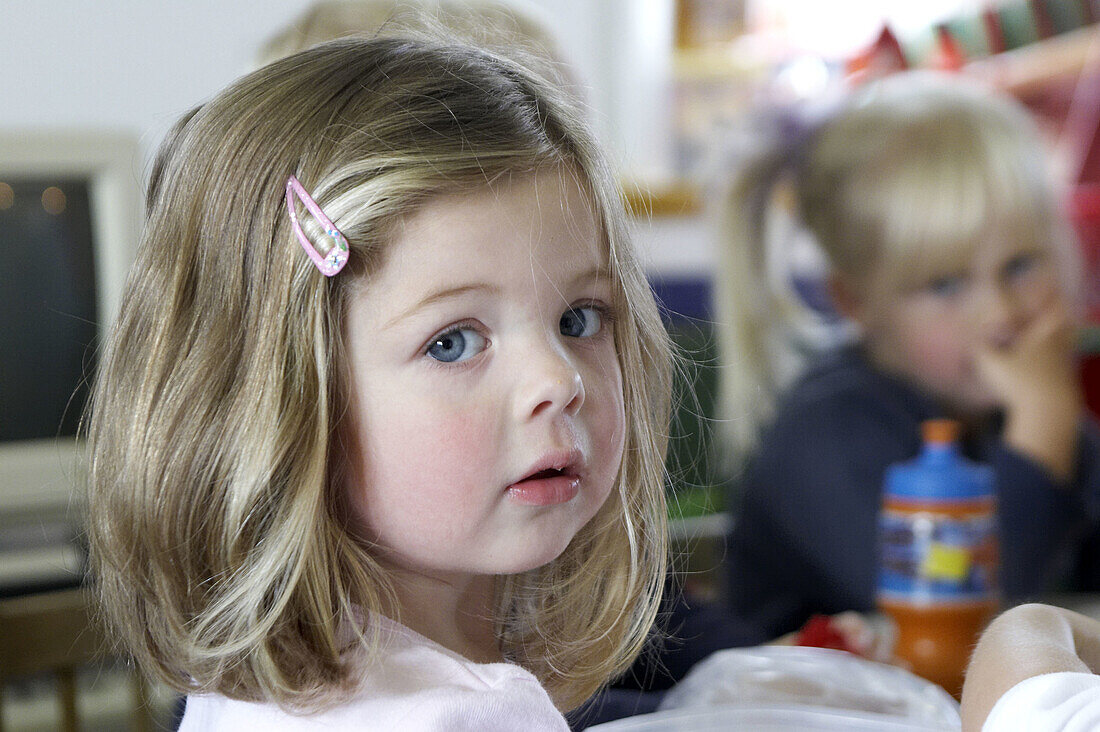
714, 71, 1100, 640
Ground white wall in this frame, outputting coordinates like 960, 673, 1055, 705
1, 2, 674, 173
0, 0, 709, 273
1, 2, 307, 166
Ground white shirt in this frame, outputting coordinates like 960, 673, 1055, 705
178, 614, 569, 731
983, 672, 1100, 732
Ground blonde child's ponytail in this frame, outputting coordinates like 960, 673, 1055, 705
710, 106, 842, 470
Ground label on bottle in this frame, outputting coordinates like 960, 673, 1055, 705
878, 507, 998, 603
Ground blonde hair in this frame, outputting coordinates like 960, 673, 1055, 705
86, 36, 671, 712
713, 72, 1079, 462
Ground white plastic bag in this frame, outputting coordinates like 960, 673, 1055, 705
588, 646, 961, 731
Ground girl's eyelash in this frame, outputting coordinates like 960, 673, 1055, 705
418, 301, 617, 367
1005, 252, 1040, 274
421, 319, 486, 360
568, 301, 617, 339
919, 273, 967, 295
577, 301, 616, 326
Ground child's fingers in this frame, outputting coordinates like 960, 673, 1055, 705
829, 611, 875, 655
1020, 301, 1073, 347
975, 301, 1073, 361
1014, 309, 1078, 376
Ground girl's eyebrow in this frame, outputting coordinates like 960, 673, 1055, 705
383, 266, 611, 330
385, 283, 501, 329
572, 266, 611, 286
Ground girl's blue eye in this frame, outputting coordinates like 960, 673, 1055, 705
1004, 253, 1039, 280
426, 327, 486, 363
560, 306, 602, 338
926, 275, 966, 298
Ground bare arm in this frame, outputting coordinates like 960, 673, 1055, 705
961, 603, 1100, 731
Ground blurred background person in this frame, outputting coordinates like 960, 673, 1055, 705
713, 71, 1100, 643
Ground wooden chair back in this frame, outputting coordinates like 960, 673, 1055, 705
0, 587, 152, 732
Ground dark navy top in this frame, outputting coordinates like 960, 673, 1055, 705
725, 345, 1100, 639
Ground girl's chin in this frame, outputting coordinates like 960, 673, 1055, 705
936, 388, 1001, 420
500, 542, 575, 574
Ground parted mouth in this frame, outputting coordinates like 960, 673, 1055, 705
506, 449, 584, 507
522, 467, 570, 481
511, 450, 583, 487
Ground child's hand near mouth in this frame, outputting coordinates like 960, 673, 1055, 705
973, 300, 1082, 481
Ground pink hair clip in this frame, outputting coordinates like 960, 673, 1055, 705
285, 175, 349, 277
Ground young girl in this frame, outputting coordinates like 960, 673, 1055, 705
84, 35, 672, 728
715, 72, 1100, 640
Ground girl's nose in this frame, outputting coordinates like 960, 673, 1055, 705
520, 342, 585, 421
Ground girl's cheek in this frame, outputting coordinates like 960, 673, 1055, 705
914, 339, 968, 377
594, 363, 626, 450
900, 322, 972, 379
577, 356, 625, 495
1018, 275, 1061, 316
417, 405, 496, 464
599, 408, 626, 481
370, 398, 495, 486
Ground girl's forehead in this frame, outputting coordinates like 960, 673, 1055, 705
874, 224, 1048, 293
863, 163, 1054, 287
364, 171, 609, 301
414, 170, 598, 235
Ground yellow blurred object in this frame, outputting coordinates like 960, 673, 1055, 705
921, 542, 972, 582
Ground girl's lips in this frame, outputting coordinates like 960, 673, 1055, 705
506, 475, 580, 506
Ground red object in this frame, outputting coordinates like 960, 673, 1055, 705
1072, 185, 1100, 421
846, 25, 908, 85
1067, 74, 1100, 187
1080, 353, 1100, 421
1071, 185, 1100, 323
795, 614, 860, 654
929, 25, 968, 71
982, 4, 1007, 54
1029, 0, 1056, 39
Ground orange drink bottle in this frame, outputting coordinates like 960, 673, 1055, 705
876, 419, 999, 699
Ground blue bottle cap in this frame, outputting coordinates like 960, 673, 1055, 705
883, 421, 994, 500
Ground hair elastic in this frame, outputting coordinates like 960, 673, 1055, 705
285, 175, 349, 277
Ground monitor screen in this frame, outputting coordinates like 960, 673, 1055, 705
0, 132, 141, 592
0, 177, 98, 442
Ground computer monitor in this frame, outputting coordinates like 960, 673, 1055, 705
0, 131, 141, 547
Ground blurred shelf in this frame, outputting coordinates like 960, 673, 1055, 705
670, 511, 730, 543
622, 179, 703, 218
672, 42, 770, 81
2, 662, 176, 732
0, 545, 82, 595
669, 512, 730, 603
